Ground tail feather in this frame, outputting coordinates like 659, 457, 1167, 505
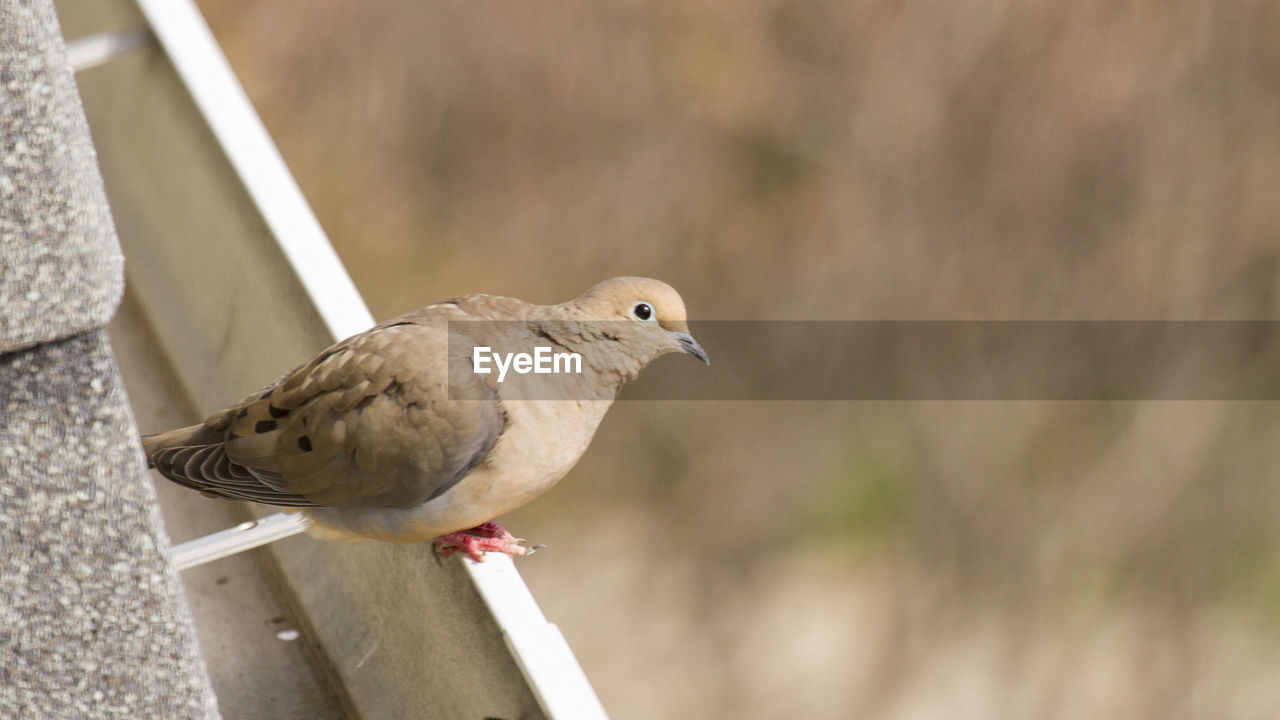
140, 422, 315, 507
141, 423, 221, 466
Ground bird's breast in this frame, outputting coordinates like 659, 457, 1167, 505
470, 398, 613, 511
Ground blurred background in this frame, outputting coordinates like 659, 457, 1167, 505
193, 1, 1280, 717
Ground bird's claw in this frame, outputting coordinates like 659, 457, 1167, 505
432, 523, 540, 563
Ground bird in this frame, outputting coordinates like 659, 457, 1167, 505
142, 277, 708, 561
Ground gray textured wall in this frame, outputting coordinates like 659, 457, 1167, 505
0, 2, 219, 717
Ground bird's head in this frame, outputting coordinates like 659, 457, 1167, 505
573, 277, 710, 366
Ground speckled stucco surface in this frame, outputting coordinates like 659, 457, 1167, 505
1, 0, 123, 354
0, 333, 220, 718
1, 1, 220, 717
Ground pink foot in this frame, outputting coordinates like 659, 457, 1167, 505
433, 522, 538, 562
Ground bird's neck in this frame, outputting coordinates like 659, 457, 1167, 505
529, 319, 646, 393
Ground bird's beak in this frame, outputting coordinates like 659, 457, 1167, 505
670, 331, 710, 365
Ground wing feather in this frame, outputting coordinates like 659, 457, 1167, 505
144, 304, 507, 509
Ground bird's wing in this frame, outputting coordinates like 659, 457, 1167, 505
145, 306, 507, 509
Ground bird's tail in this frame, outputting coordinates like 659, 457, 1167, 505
140, 423, 219, 468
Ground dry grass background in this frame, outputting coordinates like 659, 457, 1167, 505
197, 1, 1280, 717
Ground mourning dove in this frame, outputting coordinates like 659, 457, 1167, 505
143, 277, 708, 561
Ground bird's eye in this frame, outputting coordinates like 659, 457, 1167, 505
631, 302, 655, 322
